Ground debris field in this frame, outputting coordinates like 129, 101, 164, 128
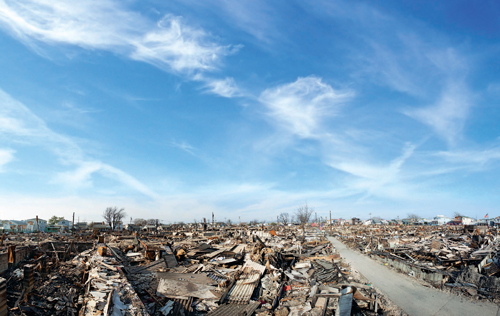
332, 224, 500, 302
0, 226, 407, 315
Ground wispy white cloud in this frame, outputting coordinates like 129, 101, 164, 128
100, 164, 158, 198
0, 148, 14, 172
405, 81, 471, 145
0, 88, 157, 198
436, 147, 500, 166
172, 0, 280, 44
329, 143, 416, 199
0, 0, 236, 75
130, 15, 235, 73
259, 76, 353, 138
54, 161, 101, 189
171, 140, 196, 156
0, 89, 84, 164
202, 77, 241, 98
307, 1, 474, 146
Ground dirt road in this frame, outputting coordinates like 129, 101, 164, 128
328, 236, 500, 316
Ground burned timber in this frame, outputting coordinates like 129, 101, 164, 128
0, 223, 409, 316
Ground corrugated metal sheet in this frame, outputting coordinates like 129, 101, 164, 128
207, 301, 260, 316
207, 272, 228, 283
172, 297, 193, 316
311, 259, 337, 283
226, 267, 261, 304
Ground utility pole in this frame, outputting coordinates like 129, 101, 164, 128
36, 215, 39, 244
212, 212, 214, 229
72, 212, 75, 233
330, 210, 331, 224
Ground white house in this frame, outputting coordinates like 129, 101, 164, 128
461, 216, 474, 225
432, 215, 452, 226
25, 218, 47, 232
56, 219, 72, 227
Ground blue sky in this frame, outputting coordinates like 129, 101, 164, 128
0, 0, 500, 223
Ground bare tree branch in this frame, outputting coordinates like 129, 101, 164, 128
103, 207, 126, 230
134, 218, 147, 226
103, 208, 113, 228
296, 204, 314, 237
278, 212, 290, 226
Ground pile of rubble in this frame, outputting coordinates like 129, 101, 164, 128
98, 227, 405, 316
2, 240, 147, 315
332, 225, 500, 301
6, 255, 84, 315
1, 225, 408, 315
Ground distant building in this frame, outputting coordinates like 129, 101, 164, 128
25, 218, 47, 232
452, 216, 474, 225
75, 222, 88, 230
351, 218, 361, 225
330, 218, 346, 226
431, 215, 452, 226
115, 221, 123, 231
389, 219, 403, 225
45, 225, 60, 233
56, 219, 72, 227
89, 222, 111, 232
3, 220, 27, 231
124, 224, 140, 231
143, 224, 158, 231
401, 218, 413, 225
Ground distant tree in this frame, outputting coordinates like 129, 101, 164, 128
249, 219, 259, 226
48, 216, 65, 225
146, 219, 157, 225
226, 219, 232, 225
103, 209, 113, 228
278, 212, 291, 226
296, 204, 314, 237
103, 207, 126, 230
407, 213, 420, 222
134, 218, 147, 226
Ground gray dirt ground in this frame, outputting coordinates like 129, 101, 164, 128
327, 236, 500, 316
